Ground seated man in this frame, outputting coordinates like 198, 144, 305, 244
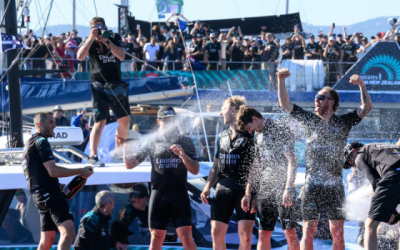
111, 184, 150, 245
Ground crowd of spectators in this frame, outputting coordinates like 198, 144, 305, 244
19, 15, 400, 87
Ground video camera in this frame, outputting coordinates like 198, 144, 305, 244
91, 25, 113, 39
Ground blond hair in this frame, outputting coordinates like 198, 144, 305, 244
224, 96, 246, 111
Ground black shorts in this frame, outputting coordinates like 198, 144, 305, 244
368, 170, 400, 222
211, 186, 255, 224
91, 84, 131, 123
256, 190, 297, 231
32, 186, 74, 232
149, 188, 192, 230
301, 183, 346, 221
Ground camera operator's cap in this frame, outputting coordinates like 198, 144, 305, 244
343, 142, 364, 168
129, 184, 149, 199
157, 106, 176, 119
53, 105, 63, 111
346, 35, 352, 40
210, 33, 216, 38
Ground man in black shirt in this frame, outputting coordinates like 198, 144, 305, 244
304, 35, 322, 60
291, 34, 305, 60
337, 34, 345, 47
344, 142, 400, 250
74, 191, 115, 250
173, 35, 185, 70
323, 37, 341, 87
261, 33, 278, 90
188, 35, 204, 70
200, 96, 256, 250
237, 106, 300, 250
204, 33, 222, 70
23, 112, 93, 250
281, 38, 293, 60
121, 106, 199, 250
111, 184, 151, 245
243, 36, 253, 70
340, 35, 358, 74
53, 105, 70, 126
229, 36, 245, 70
77, 17, 129, 166
190, 20, 206, 38
278, 70, 372, 250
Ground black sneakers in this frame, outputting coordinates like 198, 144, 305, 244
87, 155, 105, 167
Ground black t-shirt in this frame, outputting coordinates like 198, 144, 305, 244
175, 42, 185, 60
205, 41, 221, 61
189, 42, 203, 62
133, 43, 144, 61
215, 129, 255, 190
356, 143, 400, 191
281, 43, 293, 60
192, 28, 206, 37
22, 133, 58, 193
261, 41, 277, 61
252, 44, 262, 61
85, 33, 124, 84
292, 40, 304, 59
320, 42, 328, 60
133, 133, 198, 190
225, 41, 233, 61
290, 104, 362, 185
253, 118, 295, 194
341, 43, 357, 62
231, 44, 245, 61
243, 45, 253, 61
304, 43, 321, 60
324, 44, 340, 62
124, 42, 135, 60
337, 40, 345, 47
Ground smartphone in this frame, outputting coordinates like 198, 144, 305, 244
332, 23, 335, 28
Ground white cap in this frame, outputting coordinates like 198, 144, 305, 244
53, 105, 63, 111
329, 36, 335, 41
244, 36, 250, 40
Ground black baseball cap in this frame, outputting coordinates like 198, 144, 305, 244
129, 184, 149, 199
157, 106, 176, 119
362, 37, 368, 41
346, 35, 352, 40
343, 142, 364, 169
323, 35, 328, 39
337, 34, 343, 37
309, 34, 315, 38
318, 34, 323, 38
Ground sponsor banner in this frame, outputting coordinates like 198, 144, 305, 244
333, 42, 400, 91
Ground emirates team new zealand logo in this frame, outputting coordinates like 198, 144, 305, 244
361, 55, 400, 81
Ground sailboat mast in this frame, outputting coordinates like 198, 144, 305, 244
72, 0, 76, 30
286, 0, 289, 14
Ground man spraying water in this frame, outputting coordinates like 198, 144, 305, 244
277, 68, 372, 250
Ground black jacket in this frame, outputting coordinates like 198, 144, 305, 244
73, 207, 112, 250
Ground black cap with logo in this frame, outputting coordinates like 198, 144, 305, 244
157, 106, 177, 119
343, 142, 364, 169
129, 184, 149, 200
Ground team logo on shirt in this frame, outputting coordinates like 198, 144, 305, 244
233, 138, 244, 148
156, 158, 182, 168
99, 55, 116, 64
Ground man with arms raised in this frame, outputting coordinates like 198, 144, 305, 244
200, 96, 256, 250
22, 112, 93, 250
120, 106, 199, 250
237, 106, 300, 250
277, 70, 372, 250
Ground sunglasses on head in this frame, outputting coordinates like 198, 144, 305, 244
315, 94, 332, 101
14, 192, 23, 196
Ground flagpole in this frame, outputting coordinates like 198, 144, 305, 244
3, 0, 23, 147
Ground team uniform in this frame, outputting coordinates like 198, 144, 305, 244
212, 129, 256, 224
243, 45, 253, 70
281, 43, 293, 60
304, 43, 321, 60
132, 134, 198, 230
189, 41, 204, 70
355, 144, 400, 223
205, 41, 221, 70
230, 43, 245, 70
290, 104, 362, 220
22, 133, 73, 231
324, 44, 341, 87
85, 34, 131, 122
73, 207, 111, 250
292, 40, 304, 60
252, 118, 297, 231
341, 43, 358, 73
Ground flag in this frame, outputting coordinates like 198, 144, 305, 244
178, 19, 193, 31
0, 33, 29, 53
189, 56, 206, 70
66, 39, 79, 52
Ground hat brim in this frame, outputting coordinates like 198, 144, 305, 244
158, 114, 176, 119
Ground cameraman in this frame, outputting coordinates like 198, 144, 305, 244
77, 17, 130, 166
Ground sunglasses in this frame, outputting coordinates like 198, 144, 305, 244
315, 94, 332, 101
15, 192, 23, 196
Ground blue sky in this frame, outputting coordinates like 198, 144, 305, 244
20, 0, 400, 36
